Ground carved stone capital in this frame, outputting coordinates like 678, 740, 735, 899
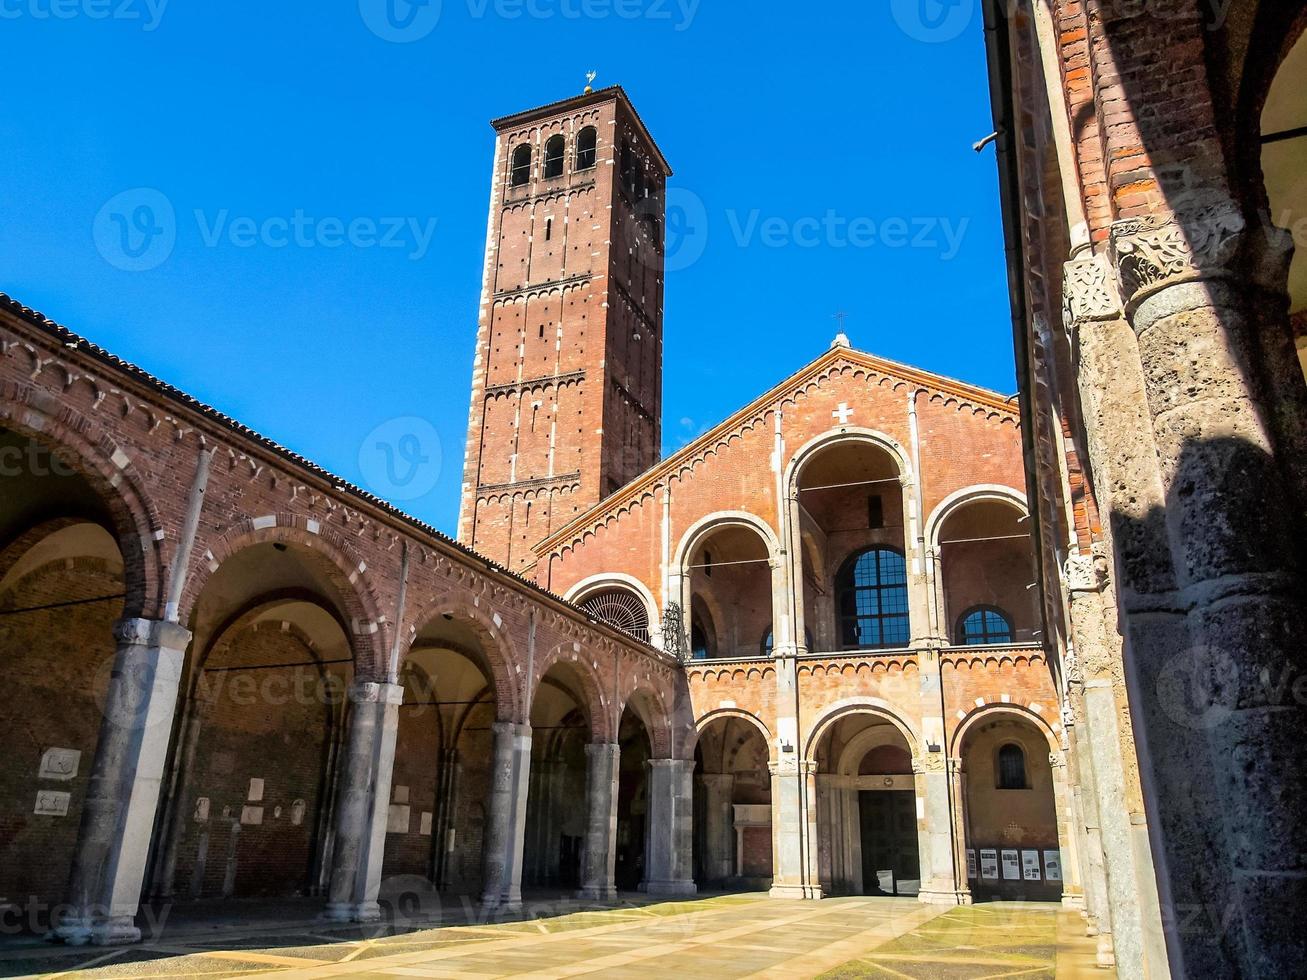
1063, 552, 1105, 595
1108, 201, 1245, 311
1062, 253, 1122, 332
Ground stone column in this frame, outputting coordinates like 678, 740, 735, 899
914, 754, 965, 905
577, 741, 618, 901
54, 618, 190, 946
699, 773, 735, 883
149, 692, 205, 900
480, 721, 531, 911
1048, 749, 1084, 909
901, 474, 932, 648
324, 679, 403, 923
767, 757, 821, 898
643, 759, 696, 895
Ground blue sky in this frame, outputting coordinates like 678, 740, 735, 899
1, 0, 1010, 531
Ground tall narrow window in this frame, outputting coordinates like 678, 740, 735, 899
510, 144, 532, 187
545, 217, 553, 241
543, 135, 565, 179
867, 494, 884, 529
576, 126, 598, 170
836, 547, 909, 650
997, 743, 1028, 790
958, 606, 1013, 645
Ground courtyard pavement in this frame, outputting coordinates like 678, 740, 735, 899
1, 895, 1109, 979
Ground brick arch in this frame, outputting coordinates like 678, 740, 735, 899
532, 642, 614, 744
950, 702, 1061, 758
182, 519, 388, 677
685, 707, 773, 760
0, 382, 164, 617
803, 696, 921, 763
924, 484, 1029, 552
784, 425, 912, 496
618, 684, 673, 759
402, 599, 522, 725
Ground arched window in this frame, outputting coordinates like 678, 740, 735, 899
543, 135, 565, 179
691, 621, 710, 661
575, 126, 597, 171
836, 547, 909, 650
997, 743, 1028, 790
957, 606, 1014, 645
510, 144, 532, 187
578, 588, 649, 643
760, 627, 815, 656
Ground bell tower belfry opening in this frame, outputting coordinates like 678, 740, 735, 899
458, 86, 672, 570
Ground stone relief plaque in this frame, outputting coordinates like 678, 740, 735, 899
35, 790, 71, 816
38, 748, 81, 781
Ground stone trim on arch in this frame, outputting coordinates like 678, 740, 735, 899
802, 696, 921, 763
924, 483, 1030, 551
672, 509, 781, 574
687, 706, 773, 758
949, 701, 1062, 758
783, 425, 912, 497
565, 572, 660, 643
0, 382, 165, 617
834, 722, 919, 775
532, 641, 615, 744
182, 517, 388, 677
617, 683, 674, 759
401, 597, 523, 725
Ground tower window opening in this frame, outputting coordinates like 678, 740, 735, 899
576, 126, 598, 171
545, 217, 553, 241
543, 135, 565, 179
510, 144, 532, 186
868, 494, 884, 529
997, 743, 1028, 790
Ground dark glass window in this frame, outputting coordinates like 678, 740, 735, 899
958, 606, 1013, 645
998, 743, 1028, 790
837, 548, 909, 650
510, 144, 532, 186
543, 135, 565, 179
867, 494, 884, 529
692, 621, 710, 660
576, 126, 598, 170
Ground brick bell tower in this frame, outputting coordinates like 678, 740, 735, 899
458, 86, 672, 571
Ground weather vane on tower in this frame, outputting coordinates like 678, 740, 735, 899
584, 70, 597, 94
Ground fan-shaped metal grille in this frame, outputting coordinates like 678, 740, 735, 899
578, 589, 650, 643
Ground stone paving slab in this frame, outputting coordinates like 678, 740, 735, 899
1, 895, 1111, 979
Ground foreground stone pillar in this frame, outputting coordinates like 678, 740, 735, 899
643, 759, 696, 895
699, 773, 735, 883
481, 722, 531, 911
914, 755, 968, 905
54, 618, 190, 946
768, 756, 821, 898
577, 741, 618, 901
324, 680, 403, 922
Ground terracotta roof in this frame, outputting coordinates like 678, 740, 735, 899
0, 291, 670, 660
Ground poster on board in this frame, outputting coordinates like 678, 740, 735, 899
1001, 849, 1020, 880
1044, 850, 1063, 881
1021, 850, 1041, 881
966, 849, 978, 879
980, 849, 999, 879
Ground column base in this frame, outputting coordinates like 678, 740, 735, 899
917, 888, 971, 906
51, 915, 141, 946
768, 884, 823, 900
1061, 893, 1086, 910
323, 900, 382, 923
644, 879, 698, 897
575, 885, 617, 902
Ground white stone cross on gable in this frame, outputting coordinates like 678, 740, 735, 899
833, 403, 855, 425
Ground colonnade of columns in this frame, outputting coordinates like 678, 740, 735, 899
50, 622, 694, 946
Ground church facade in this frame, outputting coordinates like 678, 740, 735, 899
1, 85, 1085, 949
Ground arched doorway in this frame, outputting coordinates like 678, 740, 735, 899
812, 711, 920, 897
0, 427, 132, 932
383, 613, 507, 901
154, 543, 359, 902
930, 492, 1037, 646
523, 663, 592, 891
615, 706, 651, 891
693, 715, 772, 890
959, 711, 1062, 902
679, 518, 776, 660
792, 436, 911, 652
